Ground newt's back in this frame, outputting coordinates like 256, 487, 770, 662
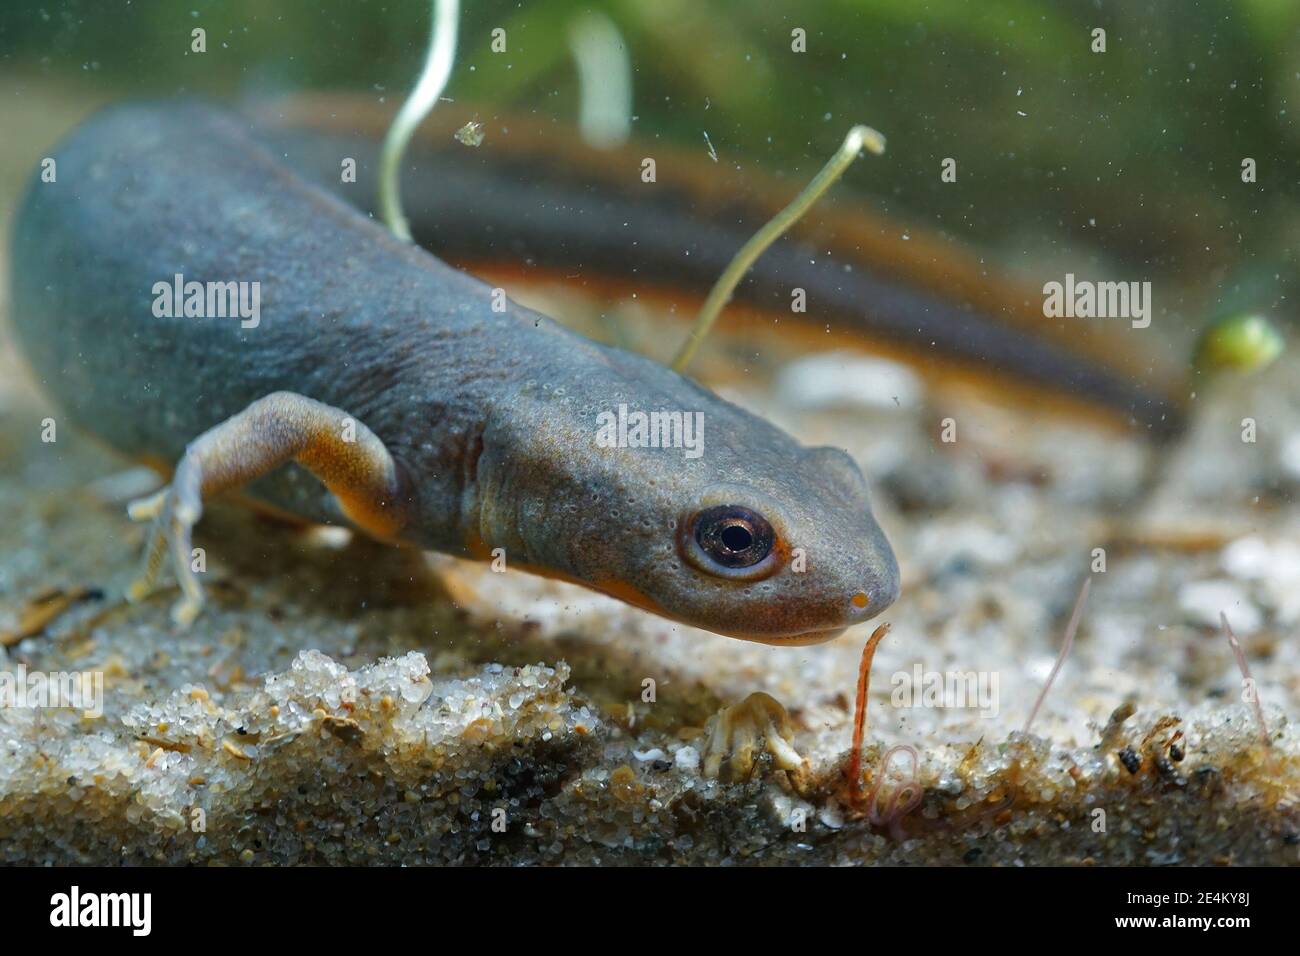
15, 104, 526, 454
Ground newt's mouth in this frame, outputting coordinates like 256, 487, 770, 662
724, 625, 849, 646
572, 571, 879, 645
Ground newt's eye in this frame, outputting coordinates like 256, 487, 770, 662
689, 505, 776, 573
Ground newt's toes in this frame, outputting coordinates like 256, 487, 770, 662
700, 691, 810, 791
126, 489, 168, 522
124, 484, 207, 628
170, 594, 204, 629
124, 576, 154, 604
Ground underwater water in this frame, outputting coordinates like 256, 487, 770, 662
0, 0, 1297, 897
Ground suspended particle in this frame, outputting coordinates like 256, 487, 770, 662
455, 121, 485, 147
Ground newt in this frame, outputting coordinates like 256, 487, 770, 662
9, 101, 900, 647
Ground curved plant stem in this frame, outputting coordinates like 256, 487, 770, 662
568, 11, 632, 150
670, 124, 886, 373
1220, 611, 1269, 748
847, 622, 891, 804
1022, 576, 1091, 736
379, 0, 460, 241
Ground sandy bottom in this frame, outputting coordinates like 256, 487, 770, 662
0, 88, 1297, 865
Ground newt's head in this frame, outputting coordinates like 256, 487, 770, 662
478, 348, 900, 645
656, 444, 901, 644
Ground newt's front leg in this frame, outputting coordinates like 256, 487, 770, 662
125, 391, 413, 626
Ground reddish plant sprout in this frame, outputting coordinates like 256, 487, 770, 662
846, 623, 891, 804
1220, 611, 1269, 748
842, 623, 923, 836
1022, 576, 1091, 736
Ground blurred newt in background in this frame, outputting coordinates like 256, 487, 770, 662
262, 94, 1192, 440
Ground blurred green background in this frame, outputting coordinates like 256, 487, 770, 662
1, 0, 1298, 326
